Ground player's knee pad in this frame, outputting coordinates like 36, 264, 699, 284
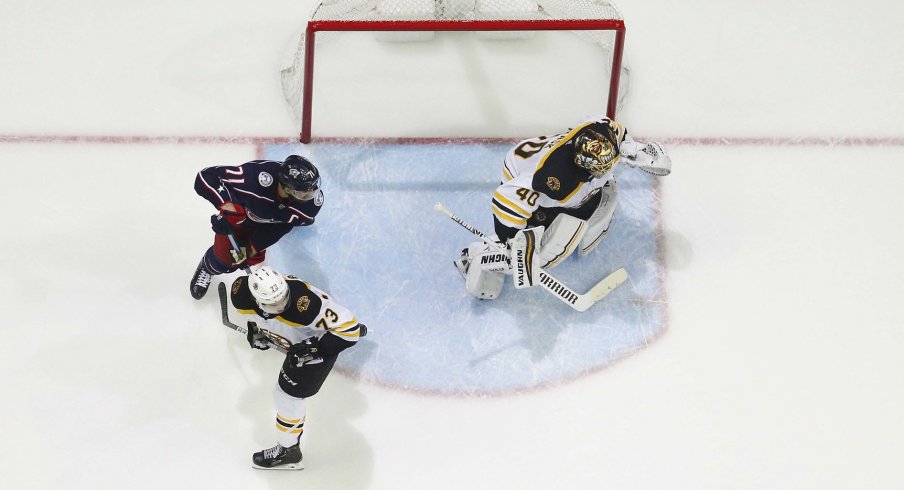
580, 180, 619, 256
538, 214, 587, 268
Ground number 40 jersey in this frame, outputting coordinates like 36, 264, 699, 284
491, 116, 629, 241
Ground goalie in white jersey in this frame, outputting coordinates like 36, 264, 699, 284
455, 115, 671, 300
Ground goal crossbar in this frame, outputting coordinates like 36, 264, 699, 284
298, 18, 625, 142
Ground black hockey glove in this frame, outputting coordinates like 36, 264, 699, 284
288, 337, 323, 367
246, 322, 270, 351
211, 214, 233, 235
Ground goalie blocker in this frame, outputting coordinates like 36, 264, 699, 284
460, 209, 604, 299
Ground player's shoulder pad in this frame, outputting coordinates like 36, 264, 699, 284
282, 278, 323, 324
230, 276, 255, 310
240, 160, 283, 190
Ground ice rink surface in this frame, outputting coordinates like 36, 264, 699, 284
2, 1, 904, 489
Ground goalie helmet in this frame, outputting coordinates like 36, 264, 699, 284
278, 155, 320, 201
248, 266, 290, 314
573, 126, 620, 179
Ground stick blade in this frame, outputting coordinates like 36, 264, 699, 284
574, 268, 628, 312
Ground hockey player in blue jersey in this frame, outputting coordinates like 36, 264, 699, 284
189, 155, 323, 299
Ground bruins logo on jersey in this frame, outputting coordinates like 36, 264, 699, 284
232, 276, 244, 295
546, 177, 561, 191
296, 295, 310, 312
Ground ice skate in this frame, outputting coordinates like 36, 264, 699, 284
252, 443, 304, 470
189, 260, 213, 300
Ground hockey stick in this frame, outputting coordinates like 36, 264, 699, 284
225, 233, 252, 274
217, 283, 290, 353
433, 202, 628, 312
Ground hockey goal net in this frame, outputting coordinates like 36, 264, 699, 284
281, 0, 627, 143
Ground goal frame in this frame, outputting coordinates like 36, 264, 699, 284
297, 19, 626, 143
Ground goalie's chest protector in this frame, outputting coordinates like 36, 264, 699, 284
530, 147, 594, 204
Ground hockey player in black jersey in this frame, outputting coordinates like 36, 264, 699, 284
189, 155, 323, 299
229, 266, 366, 470
455, 115, 672, 300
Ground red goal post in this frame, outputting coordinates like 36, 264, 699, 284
283, 1, 627, 143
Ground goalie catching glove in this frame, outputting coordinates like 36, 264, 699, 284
622, 141, 671, 176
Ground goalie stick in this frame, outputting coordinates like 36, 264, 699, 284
434, 202, 627, 312
217, 282, 290, 353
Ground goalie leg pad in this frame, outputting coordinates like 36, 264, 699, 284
537, 214, 587, 268
510, 226, 544, 289
580, 180, 619, 256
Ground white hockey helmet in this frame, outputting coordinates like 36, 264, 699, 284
248, 266, 290, 314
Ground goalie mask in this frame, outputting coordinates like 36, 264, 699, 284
248, 266, 290, 314
573, 127, 620, 178
278, 155, 320, 201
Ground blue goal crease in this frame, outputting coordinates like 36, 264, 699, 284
263, 142, 667, 396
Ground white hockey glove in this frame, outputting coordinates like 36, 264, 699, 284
623, 141, 671, 176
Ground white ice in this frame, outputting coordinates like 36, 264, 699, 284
2, 1, 904, 489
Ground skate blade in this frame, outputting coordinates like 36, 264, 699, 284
252, 462, 305, 471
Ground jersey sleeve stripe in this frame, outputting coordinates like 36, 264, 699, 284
492, 191, 531, 218
197, 173, 227, 204
492, 203, 527, 226
502, 161, 515, 180
286, 205, 314, 221
491, 197, 527, 219
234, 187, 275, 203
330, 319, 362, 338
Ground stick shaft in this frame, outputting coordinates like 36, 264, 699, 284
226, 233, 251, 274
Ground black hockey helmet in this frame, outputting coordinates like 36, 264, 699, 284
278, 155, 320, 198
573, 125, 620, 178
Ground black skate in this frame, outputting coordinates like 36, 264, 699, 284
189, 260, 213, 300
252, 443, 304, 470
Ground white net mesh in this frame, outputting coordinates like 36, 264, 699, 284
281, 0, 627, 138
309, 0, 622, 21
